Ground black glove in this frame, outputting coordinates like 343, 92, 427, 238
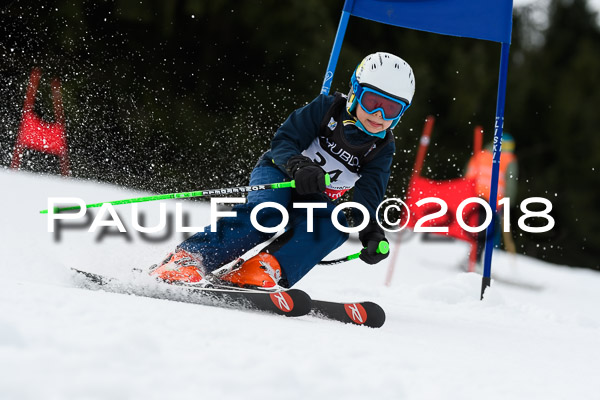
286, 155, 327, 195
359, 220, 389, 265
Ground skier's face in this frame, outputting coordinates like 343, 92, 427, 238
356, 104, 393, 133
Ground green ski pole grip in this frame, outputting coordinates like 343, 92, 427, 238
348, 240, 389, 262
377, 241, 390, 254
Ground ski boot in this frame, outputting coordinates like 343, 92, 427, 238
149, 248, 206, 285
220, 252, 283, 290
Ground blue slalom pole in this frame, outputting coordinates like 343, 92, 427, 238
481, 43, 511, 299
320, 0, 354, 95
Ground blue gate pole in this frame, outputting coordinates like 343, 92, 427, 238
481, 43, 511, 300
320, 0, 354, 95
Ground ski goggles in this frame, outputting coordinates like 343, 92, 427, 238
354, 84, 410, 121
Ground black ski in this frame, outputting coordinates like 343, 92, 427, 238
72, 268, 385, 327
188, 275, 386, 327
174, 278, 387, 328
309, 299, 386, 328
71, 268, 311, 317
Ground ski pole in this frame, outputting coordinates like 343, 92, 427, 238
318, 240, 389, 265
40, 174, 332, 214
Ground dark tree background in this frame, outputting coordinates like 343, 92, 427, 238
1, 0, 598, 270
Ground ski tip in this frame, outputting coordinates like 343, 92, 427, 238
311, 299, 387, 328
360, 301, 386, 328
280, 289, 312, 317
341, 301, 386, 328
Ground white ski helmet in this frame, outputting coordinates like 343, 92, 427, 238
347, 52, 415, 129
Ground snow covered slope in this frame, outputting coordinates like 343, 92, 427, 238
1, 169, 599, 400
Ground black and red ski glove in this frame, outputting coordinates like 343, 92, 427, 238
286, 155, 327, 195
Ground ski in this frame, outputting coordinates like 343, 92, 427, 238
200, 279, 386, 327
309, 299, 386, 328
71, 268, 311, 317
184, 279, 387, 327
72, 268, 386, 327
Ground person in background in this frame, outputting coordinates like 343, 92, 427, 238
465, 133, 518, 264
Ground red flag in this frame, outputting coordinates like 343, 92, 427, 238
402, 175, 480, 245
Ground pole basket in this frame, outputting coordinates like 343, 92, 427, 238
11, 68, 70, 176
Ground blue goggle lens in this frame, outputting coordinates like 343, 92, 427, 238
352, 77, 410, 121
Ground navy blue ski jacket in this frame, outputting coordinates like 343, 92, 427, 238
258, 94, 395, 220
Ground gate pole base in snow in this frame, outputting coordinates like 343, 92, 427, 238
480, 276, 491, 300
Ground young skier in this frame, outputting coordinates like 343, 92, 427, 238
150, 52, 416, 289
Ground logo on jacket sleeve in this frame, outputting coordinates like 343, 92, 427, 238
328, 117, 338, 131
